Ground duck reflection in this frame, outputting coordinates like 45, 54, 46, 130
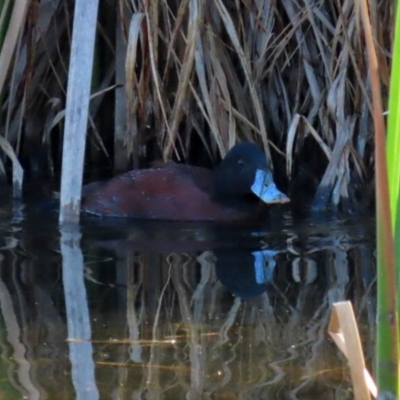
87, 219, 284, 299
214, 249, 278, 299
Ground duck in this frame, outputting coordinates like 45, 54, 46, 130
81, 141, 289, 221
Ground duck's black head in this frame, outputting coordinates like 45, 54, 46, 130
213, 142, 289, 205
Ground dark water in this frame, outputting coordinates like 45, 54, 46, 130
0, 197, 376, 399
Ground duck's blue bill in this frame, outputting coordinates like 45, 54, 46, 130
252, 249, 278, 284
251, 169, 290, 204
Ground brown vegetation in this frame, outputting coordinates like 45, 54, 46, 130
0, 0, 393, 209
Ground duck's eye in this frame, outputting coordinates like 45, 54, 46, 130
238, 159, 245, 168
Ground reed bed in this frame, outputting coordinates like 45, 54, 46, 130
0, 1, 393, 208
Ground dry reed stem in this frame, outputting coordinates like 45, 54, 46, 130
164, 0, 199, 158
0, 135, 23, 197
0, 0, 29, 96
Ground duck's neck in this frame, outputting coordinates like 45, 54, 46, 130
212, 190, 262, 211
212, 163, 263, 211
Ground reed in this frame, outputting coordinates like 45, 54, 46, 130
382, 0, 400, 395
59, 0, 99, 223
387, 3, 400, 266
363, 0, 400, 394
0, 1, 392, 211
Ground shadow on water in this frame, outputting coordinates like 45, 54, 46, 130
0, 195, 376, 399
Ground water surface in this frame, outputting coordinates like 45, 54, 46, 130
0, 198, 376, 399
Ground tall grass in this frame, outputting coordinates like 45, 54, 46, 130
361, 0, 400, 394
0, 1, 393, 210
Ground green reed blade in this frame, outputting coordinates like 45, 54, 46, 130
379, 0, 400, 395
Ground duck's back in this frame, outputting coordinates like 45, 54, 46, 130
81, 163, 260, 221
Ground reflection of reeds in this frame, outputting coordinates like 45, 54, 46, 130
88, 238, 374, 398
0, 254, 41, 399
0, 218, 376, 398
